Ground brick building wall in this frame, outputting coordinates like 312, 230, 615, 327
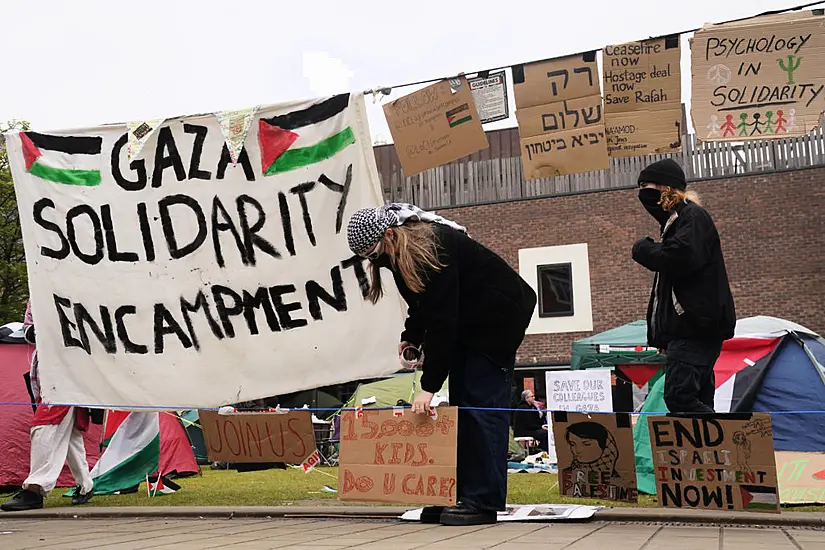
436, 166, 825, 365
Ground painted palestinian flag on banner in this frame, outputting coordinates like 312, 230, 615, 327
740, 485, 779, 511
258, 94, 355, 176
20, 131, 102, 186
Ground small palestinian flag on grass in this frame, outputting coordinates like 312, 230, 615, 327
148, 474, 181, 496
740, 485, 779, 511
446, 104, 472, 128
20, 131, 102, 186
258, 94, 355, 176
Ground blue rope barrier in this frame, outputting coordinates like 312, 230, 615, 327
1, 401, 823, 415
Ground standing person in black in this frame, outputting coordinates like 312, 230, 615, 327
513, 390, 549, 451
347, 203, 537, 526
632, 159, 736, 413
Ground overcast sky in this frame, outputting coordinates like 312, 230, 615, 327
0, 0, 812, 142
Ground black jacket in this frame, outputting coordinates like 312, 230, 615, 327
380, 225, 537, 393
513, 400, 544, 436
632, 200, 736, 350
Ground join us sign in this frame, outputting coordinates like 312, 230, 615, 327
7, 94, 406, 408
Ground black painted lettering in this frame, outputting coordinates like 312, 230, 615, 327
341, 255, 370, 299
269, 285, 308, 330
32, 198, 70, 260
183, 124, 212, 180
212, 285, 244, 337
236, 195, 280, 265
136, 202, 156, 262
180, 291, 224, 350
211, 196, 248, 267
306, 266, 347, 321
74, 303, 116, 354
115, 305, 148, 354
318, 164, 352, 233
241, 287, 281, 335
66, 204, 104, 265
290, 181, 316, 246
278, 192, 295, 256
111, 133, 148, 191
100, 205, 139, 262
151, 126, 187, 188
153, 303, 193, 353
652, 420, 674, 447
54, 294, 84, 350
674, 419, 703, 448
159, 194, 207, 259
216, 144, 255, 181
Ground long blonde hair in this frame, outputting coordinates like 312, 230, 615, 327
660, 187, 702, 211
367, 222, 444, 304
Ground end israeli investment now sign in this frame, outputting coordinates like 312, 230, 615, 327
7, 93, 406, 408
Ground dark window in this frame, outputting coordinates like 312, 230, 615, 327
537, 263, 574, 318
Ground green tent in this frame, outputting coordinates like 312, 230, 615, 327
633, 374, 668, 494
571, 320, 667, 370
343, 371, 448, 409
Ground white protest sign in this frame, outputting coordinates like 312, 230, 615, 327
545, 370, 613, 412
8, 93, 406, 408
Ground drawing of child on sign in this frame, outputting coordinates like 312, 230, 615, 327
564, 421, 619, 478
733, 431, 753, 473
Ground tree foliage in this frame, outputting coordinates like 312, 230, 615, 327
0, 120, 31, 322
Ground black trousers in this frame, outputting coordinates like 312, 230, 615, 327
664, 358, 716, 413
449, 349, 512, 511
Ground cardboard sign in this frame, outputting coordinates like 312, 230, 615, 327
648, 413, 780, 513
199, 409, 316, 464
468, 71, 509, 124
513, 54, 601, 109
338, 406, 458, 506
603, 36, 683, 157
776, 451, 825, 504
383, 77, 488, 177
605, 109, 683, 158
552, 412, 638, 503
5, 94, 407, 408
520, 126, 609, 180
516, 95, 604, 139
514, 53, 608, 179
546, 370, 614, 412
691, 11, 825, 141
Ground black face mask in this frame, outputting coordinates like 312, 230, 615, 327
638, 188, 670, 225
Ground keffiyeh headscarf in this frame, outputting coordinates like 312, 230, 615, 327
346, 203, 467, 256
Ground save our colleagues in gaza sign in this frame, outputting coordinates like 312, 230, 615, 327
7, 93, 406, 408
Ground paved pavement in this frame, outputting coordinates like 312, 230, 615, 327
1, 517, 825, 549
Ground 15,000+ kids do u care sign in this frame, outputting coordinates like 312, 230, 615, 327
6, 93, 406, 408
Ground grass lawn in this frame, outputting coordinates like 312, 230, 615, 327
26, 468, 640, 509
9, 468, 817, 512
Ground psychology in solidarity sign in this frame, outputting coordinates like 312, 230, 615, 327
7, 93, 406, 407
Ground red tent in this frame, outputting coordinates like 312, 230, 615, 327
0, 343, 102, 488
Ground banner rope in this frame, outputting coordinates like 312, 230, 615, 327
364, 1, 825, 95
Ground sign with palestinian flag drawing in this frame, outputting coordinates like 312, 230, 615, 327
648, 413, 780, 513
6, 93, 406, 408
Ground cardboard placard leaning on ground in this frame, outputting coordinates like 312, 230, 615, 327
338, 406, 458, 506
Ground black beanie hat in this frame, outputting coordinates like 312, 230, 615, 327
637, 159, 686, 191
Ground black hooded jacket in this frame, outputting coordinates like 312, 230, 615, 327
377, 225, 537, 393
632, 200, 736, 351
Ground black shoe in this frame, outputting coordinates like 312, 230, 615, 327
440, 504, 497, 526
1, 490, 44, 512
71, 487, 94, 506
419, 506, 444, 523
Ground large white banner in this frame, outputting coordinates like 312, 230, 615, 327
7, 93, 406, 408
